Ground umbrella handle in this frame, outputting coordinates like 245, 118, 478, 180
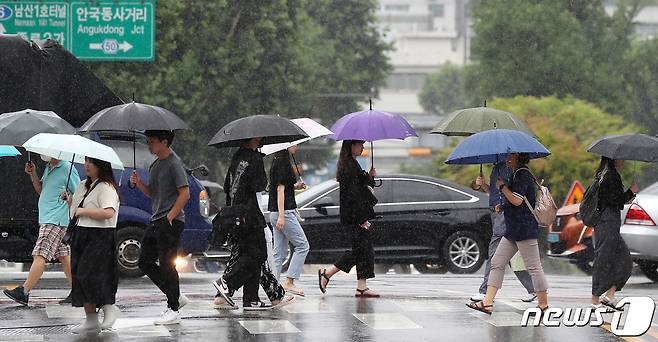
370, 141, 374, 169
62, 154, 75, 203
129, 169, 137, 189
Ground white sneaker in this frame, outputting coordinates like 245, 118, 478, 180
470, 293, 485, 302
153, 308, 181, 325
521, 293, 537, 303
100, 304, 121, 330
71, 314, 101, 334
179, 294, 190, 310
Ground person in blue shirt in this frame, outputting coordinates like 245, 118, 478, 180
467, 153, 549, 315
470, 161, 536, 303
3, 155, 80, 306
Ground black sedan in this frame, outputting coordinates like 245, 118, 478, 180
269, 174, 492, 274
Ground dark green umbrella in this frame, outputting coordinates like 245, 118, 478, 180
430, 106, 535, 137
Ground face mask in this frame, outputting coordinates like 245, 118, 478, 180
40, 155, 52, 163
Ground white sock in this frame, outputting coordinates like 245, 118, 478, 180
71, 312, 100, 334
100, 305, 120, 329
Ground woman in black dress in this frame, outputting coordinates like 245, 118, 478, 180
66, 158, 120, 334
591, 157, 638, 309
318, 140, 379, 298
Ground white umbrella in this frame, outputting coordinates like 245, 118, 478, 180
260, 118, 333, 156
23, 133, 124, 170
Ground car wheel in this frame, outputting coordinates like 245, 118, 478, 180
116, 226, 145, 278
639, 260, 658, 282
442, 231, 485, 274
413, 262, 448, 274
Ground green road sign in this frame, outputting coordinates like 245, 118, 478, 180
0, 1, 155, 61
0, 2, 69, 45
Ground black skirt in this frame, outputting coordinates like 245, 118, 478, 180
70, 227, 118, 307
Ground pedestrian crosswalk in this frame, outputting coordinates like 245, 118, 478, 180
0, 295, 647, 340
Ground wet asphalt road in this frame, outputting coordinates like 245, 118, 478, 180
0, 268, 657, 342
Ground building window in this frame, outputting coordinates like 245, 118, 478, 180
429, 3, 444, 17
385, 4, 410, 11
386, 73, 427, 91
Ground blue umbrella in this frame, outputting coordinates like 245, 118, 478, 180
446, 129, 550, 165
0, 145, 21, 157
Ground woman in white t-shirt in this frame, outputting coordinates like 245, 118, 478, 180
65, 157, 120, 335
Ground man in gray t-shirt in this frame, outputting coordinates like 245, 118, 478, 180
130, 130, 190, 325
149, 152, 189, 223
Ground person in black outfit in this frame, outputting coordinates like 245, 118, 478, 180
318, 140, 379, 298
591, 157, 638, 309
212, 137, 291, 310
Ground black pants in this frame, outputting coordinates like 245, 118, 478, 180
138, 219, 184, 311
71, 227, 118, 308
592, 207, 633, 296
222, 244, 285, 302
334, 224, 375, 279
222, 253, 262, 305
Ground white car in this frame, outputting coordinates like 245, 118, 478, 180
621, 182, 658, 282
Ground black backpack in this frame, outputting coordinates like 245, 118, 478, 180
580, 170, 606, 227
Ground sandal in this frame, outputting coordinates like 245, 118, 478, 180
355, 288, 380, 298
284, 286, 305, 297
600, 295, 624, 311
318, 269, 330, 294
466, 301, 493, 315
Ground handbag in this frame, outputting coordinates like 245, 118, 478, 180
62, 181, 100, 245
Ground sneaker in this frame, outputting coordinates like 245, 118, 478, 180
470, 293, 485, 302
58, 292, 72, 305
100, 304, 121, 330
71, 314, 101, 334
153, 308, 181, 325
212, 277, 235, 307
3, 286, 29, 306
213, 294, 238, 310
243, 301, 274, 311
179, 293, 190, 310
521, 293, 537, 303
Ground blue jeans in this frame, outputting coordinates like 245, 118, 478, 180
269, 210, 309, 280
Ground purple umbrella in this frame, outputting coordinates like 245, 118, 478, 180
329, 100, 418, 165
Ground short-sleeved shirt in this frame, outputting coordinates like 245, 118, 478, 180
503, 168, 539, 241
489, 162, 512, 207
148, 152, 189, 222
70, 180, 120, 228
39, 161, 81, 227
267, 153, 297, 212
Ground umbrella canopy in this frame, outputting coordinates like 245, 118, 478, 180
23, 133, 124, 170
446, 129, 550, 165
208, 115, 309, 148
0, 146, 21, 157
587, 134, 658, 162
260, 118, 333, 156
328, 109, 417, 142
431, 106, 535, 137
0, 36, 123, 127
79, 101, 190, 132
0, 109, 76, 146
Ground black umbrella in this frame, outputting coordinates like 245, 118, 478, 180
208, 115, 308, 148
587, 133, 658, 162
0, 109, 76, 161
79, 101, 190, 187
0, 36, 122, 127
79, 101, 190, 132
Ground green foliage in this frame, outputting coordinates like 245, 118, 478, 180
430, 96, 641, 202
418, 63, 467, 115
86, 0, 391, 180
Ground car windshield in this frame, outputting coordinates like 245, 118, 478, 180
295, 180, 338, 205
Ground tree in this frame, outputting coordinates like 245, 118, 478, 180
418, 63, 467, 115
427, 96, 641, 203
470, 0, 648, 117
86, 0, 391, 180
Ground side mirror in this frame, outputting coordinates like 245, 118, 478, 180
313, 197, 334, 215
